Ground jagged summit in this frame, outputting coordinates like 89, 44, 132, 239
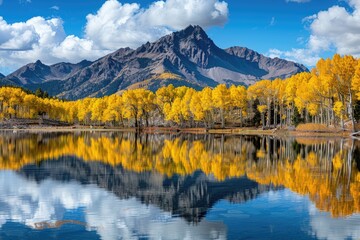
1, 25, 308, 100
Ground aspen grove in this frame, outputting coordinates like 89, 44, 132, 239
1, 54, 360, 131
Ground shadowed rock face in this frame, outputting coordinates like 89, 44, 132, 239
19, 156, 274, 223
1, 25, 308, 99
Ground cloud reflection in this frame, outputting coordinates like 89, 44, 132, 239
309, 206, 360, 240
0, 171, 226, 240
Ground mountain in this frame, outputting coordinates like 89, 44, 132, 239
1, 25, 308, 100
0, 73, 4, 79
225, 47, 307, 79
5, 60, 92, 85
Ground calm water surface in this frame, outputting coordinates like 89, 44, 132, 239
0, 132, 359, 239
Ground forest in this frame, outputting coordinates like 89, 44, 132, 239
1, 54, 360, 131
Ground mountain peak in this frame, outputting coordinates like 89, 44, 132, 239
183, 25, 205, 33
34, 60, 44, 65
176, 25, 209, 41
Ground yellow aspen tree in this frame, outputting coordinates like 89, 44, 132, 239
352, 60, 360, 100
257, 105, 268, 129
139, 89, 156, 127
165, 97, 182, 124
248, 80, 272, 127
189, 92, 205, 123
333, 101, 347, 126
122, 90, 141, 128
155, 84, 176, 118
200, 87, 215, 127
332, 54, 357, 131
77, 98, 92, 125
91, 98, 106, 124
212, 84, 231, 128
180, 88, 195, 126
230, 85, 247, 127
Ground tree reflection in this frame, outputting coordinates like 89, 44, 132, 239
0, 132, 359, 217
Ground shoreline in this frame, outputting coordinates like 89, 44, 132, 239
0, 126, 355, 138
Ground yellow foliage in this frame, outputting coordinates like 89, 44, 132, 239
333, 101, 346, 119
257, 105, 267, 113
157, 72, 183, 80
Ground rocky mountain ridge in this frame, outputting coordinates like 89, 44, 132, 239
1, 25, 308, 100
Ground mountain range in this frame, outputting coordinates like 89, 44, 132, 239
0, 25, 308, 100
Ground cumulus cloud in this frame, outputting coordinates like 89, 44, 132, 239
0, 0, 229, 73
0, 16, 108, 71
268, 0, 360, 66
0, 171, 227, 240
307, 4, 360, 55
85, 0, 228, 50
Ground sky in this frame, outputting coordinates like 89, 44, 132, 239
0, 0, 359, 74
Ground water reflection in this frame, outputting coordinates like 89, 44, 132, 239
0, 132, 359, 239
309, 206, 360, 240
0, 132, 359, 217
0, 171, 227, 240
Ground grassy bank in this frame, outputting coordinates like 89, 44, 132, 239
0, 125, 355, 138
0, 119, 357, 137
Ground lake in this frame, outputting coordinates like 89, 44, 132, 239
0, 132, 359, 240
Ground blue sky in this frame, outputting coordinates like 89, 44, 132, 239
0, 0, 359, 73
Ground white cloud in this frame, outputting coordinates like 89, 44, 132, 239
85, 1, 158, 50
268, 48, 320, 66
307, 4, 360, 55
268, 0, 360, 67
0, 16, 107, 71
0, 0, 229, 73
50, 5, 59, 11
309, 204, 360, 240
141, 0, 228, 30
85, 0, 228, 50
302, 14, 317, 24
0, 171, 227, 240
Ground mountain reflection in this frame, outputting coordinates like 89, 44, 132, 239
0, 132, 359, 219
